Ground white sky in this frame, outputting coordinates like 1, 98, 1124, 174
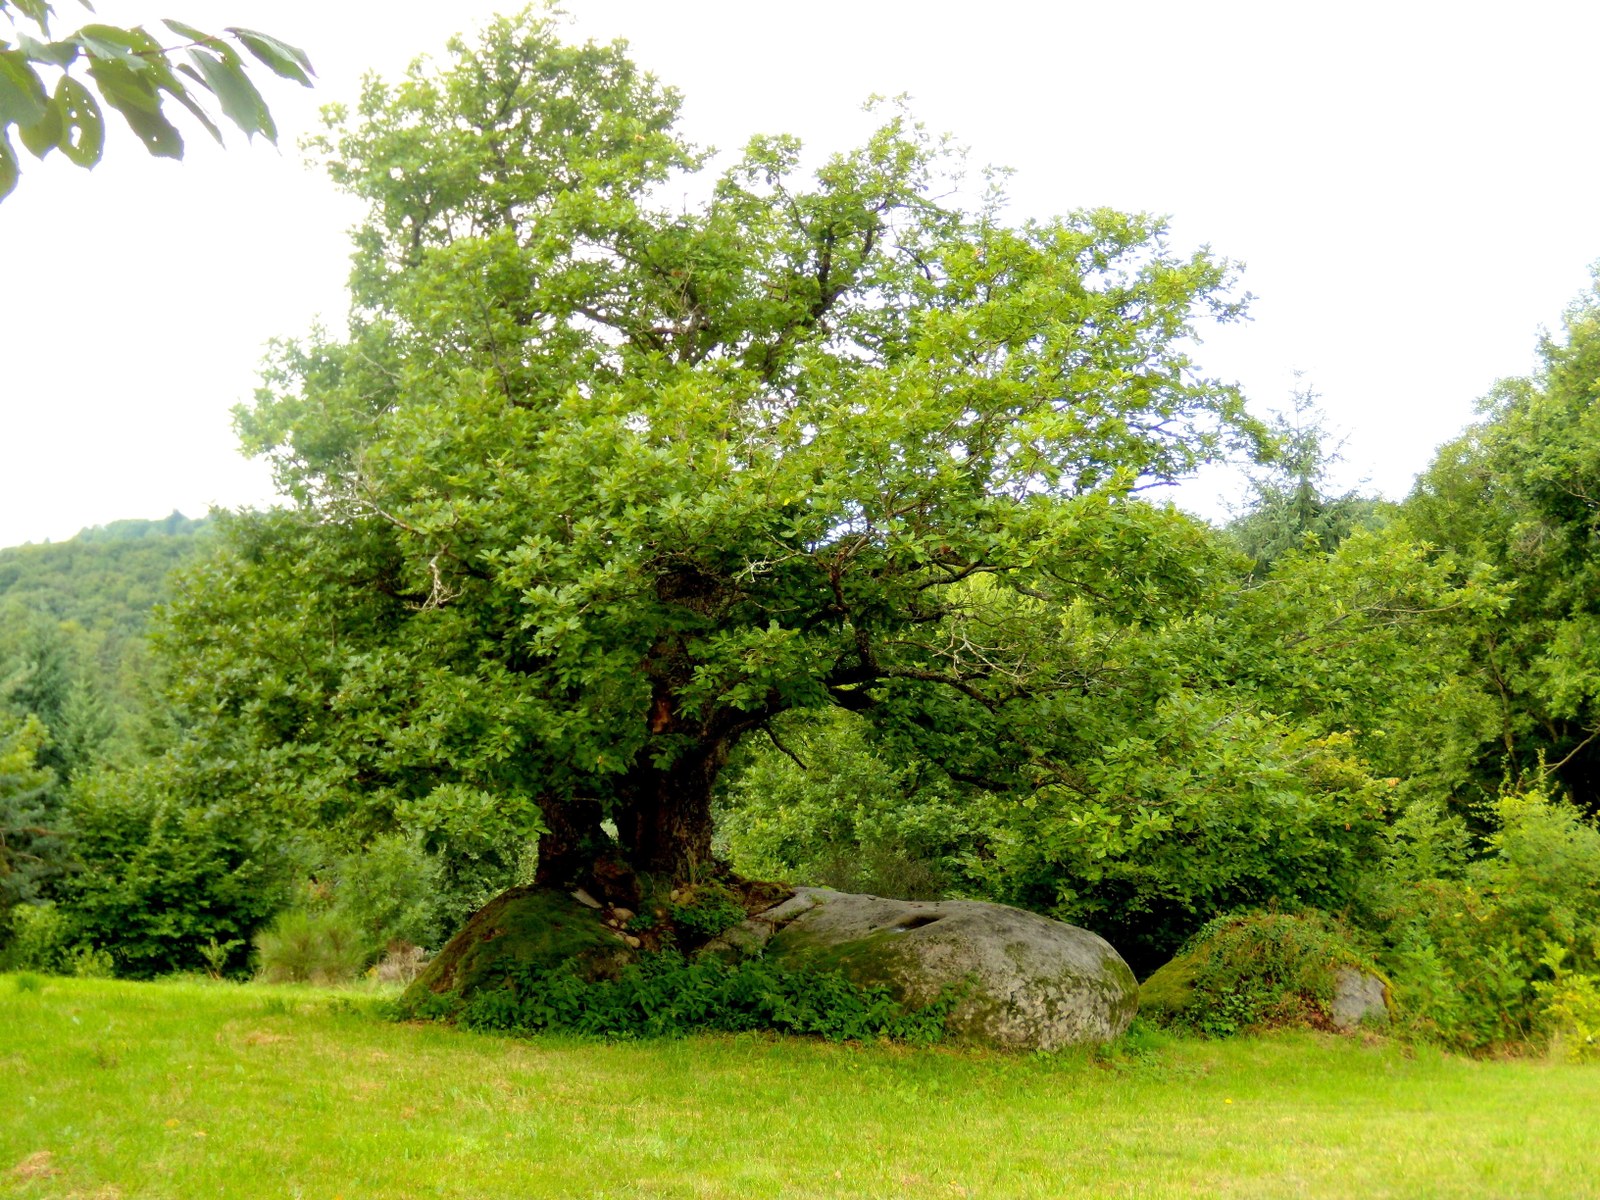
2, 0, 1597, 547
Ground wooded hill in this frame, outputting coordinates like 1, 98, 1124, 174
0, 513, 210, 637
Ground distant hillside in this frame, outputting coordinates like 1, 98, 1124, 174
0, 512, 213, 637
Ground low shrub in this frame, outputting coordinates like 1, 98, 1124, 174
1141, 909, 1380, 1037
373, 941, 429, 986
254, 908, 369, 984
324, 833, 448, 953
0, 901, 73, 973
408, 950, 955, 1043
813, 843, 952, 903
67, 943, 115, 978
667, 882, 747, 941
398, 947, 953, 1043
1364, 792, 1600, 1051
1, 902, 120, 978
1536, 945, 1600, 1062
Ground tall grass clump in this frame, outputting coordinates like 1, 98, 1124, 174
253, 908, 368, 984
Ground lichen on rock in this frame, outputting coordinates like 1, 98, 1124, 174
754, 887, 1138, 1050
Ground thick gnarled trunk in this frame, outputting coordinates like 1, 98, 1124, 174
532, 795, 606, 890
616, 739, 730, 877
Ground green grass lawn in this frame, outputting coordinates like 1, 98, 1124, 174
2, 975, 1596, 1199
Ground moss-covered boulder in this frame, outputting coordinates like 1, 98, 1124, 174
1136, 949, 1201, 1023
756, 888, 1137, 1050
1139, 910, 1390, 1035
400, 887, 633, 1011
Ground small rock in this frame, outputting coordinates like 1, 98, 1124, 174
669, 888, 682, 902
606, 918, 620, 928
611, 907, 635, 923
623, 935, 642, 949
571, 888, 602, 909
1331, 967, 1389, 1030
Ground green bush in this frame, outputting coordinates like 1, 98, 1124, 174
59, 765, 293, 978
253, 907, 370, 984
0, 902, 117, 977
1536, 944, 1600, 1061
324, 833, 447, 952
0, 901, 73, 973
67, 943, 115, 978
990, 720, 1389, 975
1141, 909, 1380, 1037
1365, 791, 1600, 1051
667, 882, 747, 941
420, 950, 954, 1043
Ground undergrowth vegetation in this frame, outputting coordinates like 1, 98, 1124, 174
1361, 791, 1600, 1052
1140, 910, 1378, 1037
404, 951, 956, 1043
1133, 791, 1600, 1053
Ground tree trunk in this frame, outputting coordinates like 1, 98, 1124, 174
532, 794, 606, 890
616, 740, 729, 878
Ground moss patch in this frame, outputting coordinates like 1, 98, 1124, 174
401, 887, 627, 1010
1140, 909, 1380, 1036
1138, 950, 1200, 1018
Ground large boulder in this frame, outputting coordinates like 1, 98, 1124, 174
401, 886, 634, 1009
743, 887, 1137, 1050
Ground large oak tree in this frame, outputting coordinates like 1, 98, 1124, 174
160, 11, 1265, 888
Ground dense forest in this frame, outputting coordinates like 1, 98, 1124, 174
0, 513, 211, 776
0, 512, 210, 634
3, 12, 1599, 1055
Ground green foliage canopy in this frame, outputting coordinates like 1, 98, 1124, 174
161, 11, 1266, 882
1404, 272, 1600, 808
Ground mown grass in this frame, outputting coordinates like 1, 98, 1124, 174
2, 975, 1596, 1199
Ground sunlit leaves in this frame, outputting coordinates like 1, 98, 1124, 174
226, 27, 314, 88
0, 0, 312, 197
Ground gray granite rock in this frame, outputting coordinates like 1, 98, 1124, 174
1331, 967, 1390, 1030
742, 887, 1137, 1049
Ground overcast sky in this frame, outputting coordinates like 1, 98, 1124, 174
3, 0, 1597, 547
